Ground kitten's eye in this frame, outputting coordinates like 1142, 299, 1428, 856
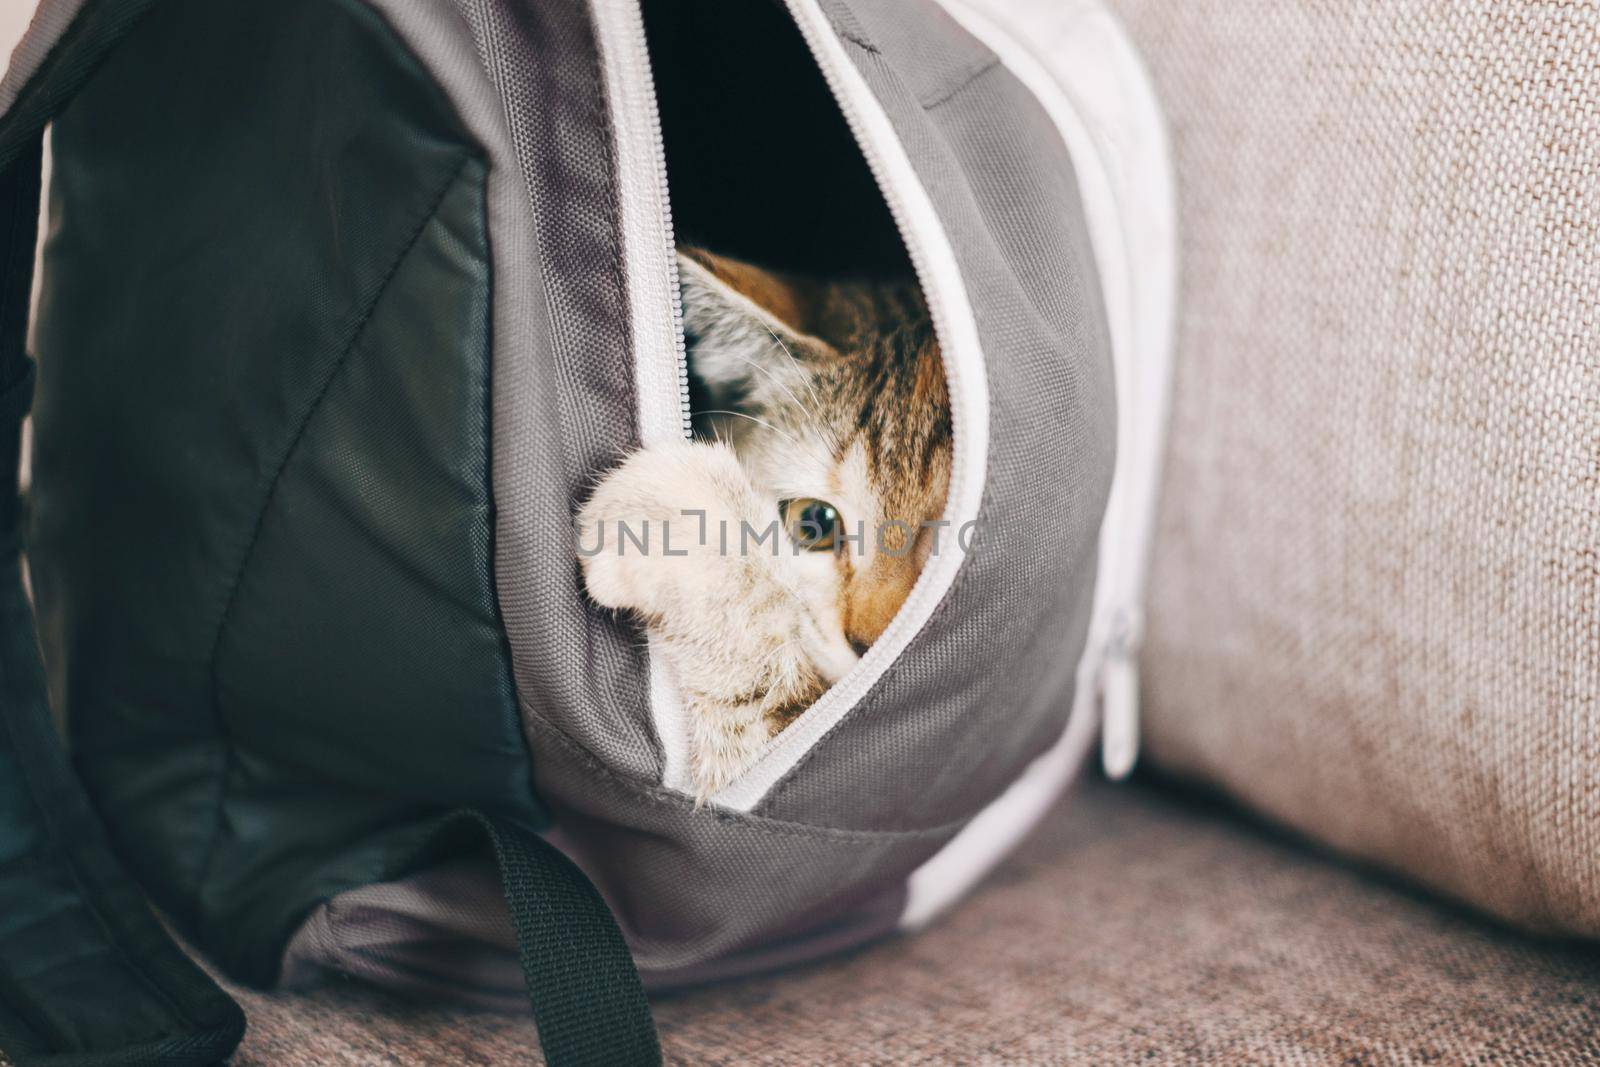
781, 498, 842, 552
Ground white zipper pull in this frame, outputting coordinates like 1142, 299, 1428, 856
1098, 609, 1142, 780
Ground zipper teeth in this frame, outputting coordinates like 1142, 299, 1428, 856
706, 0, 990, 808
776, 0, 973, 675
649, 119, 692, 440
593, 0, 698, 791
628, 3, 693, 440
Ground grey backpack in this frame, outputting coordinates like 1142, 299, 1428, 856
0, 0, 1173, 1063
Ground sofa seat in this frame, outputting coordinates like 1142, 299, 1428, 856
222, 781, 1600, 1064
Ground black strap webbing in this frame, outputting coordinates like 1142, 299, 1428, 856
0, 136, 248, 1066
0, 5, 662, 1067
0, 8, 251, 1052
480, 818, 661, 1067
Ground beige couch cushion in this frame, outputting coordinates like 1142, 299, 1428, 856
220, 781, 1600, 1064
1106, 0, 1600, 933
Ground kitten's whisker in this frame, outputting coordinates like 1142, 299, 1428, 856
693, 410, 804, 449
729, 351, 822, 422
760, 321, 826, 415
690, 409, 731, 452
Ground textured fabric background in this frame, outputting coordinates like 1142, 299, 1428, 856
0, 7, 30, 67
222, 781, 1600, 1064
1100, 0, 1600, 935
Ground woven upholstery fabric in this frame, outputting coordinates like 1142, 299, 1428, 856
0, 6, 37, 89
1102, 0, 1600, 933
216, 780, 1600, 1065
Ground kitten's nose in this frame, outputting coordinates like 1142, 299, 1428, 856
846, 561, 919, 657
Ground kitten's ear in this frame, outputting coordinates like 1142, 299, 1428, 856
676, 248, 835, 402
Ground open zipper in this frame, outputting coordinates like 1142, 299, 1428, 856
591, 0, 992, 806
591, 0, 1171, 804
709, 0, 995, 811
588, 0, 691, 446
587, 0, 696, 790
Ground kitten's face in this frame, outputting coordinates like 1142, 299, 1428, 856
678, 249, 952, 676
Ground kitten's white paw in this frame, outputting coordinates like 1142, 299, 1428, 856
687, 697, 774, 799
577, 439, 763, 616
578, 439, 832, 802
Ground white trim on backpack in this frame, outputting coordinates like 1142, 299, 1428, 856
901, 0, 1178, 928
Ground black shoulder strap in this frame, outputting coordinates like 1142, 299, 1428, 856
0, 6, 249, 1063
478, 817, 661, 1067
0, 168, 246, 1067
0, 4, 659, 1066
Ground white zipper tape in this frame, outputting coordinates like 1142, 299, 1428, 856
936, 0, 1178, 782
901, 0, 1178, 927
706, 0, 994, 811
589, 0, 696, 790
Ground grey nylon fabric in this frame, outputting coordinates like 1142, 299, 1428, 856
754, 0, 1114, 828
521, 714, 934, 973
449, 0, 662, 780
429, 0, 1108, 840
0, 0, 88, 116
365, 0, 662, 786
281, 858, 530, 1012
514, 0, 1111, 974
283, 847, 906, 997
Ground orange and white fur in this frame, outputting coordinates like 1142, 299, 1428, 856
580, 248, 951, 799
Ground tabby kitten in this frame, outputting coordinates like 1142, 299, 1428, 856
579, 247, 951, 798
